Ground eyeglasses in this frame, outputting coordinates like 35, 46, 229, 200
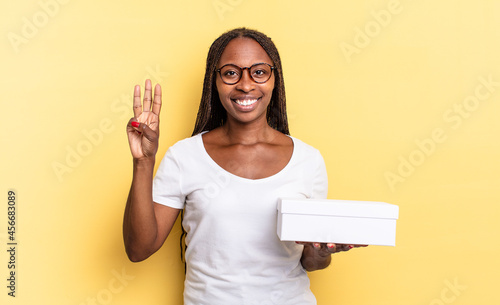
216, 63, 276, 85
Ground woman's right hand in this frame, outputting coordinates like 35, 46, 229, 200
127, 79, 162, 160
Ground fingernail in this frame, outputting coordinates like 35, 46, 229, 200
349, 245, 354, 249
327, 244, 334, 249
313, 243, 321, 248
131, 121, 140, 128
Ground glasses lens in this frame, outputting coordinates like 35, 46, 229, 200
220, 65, 241, 84
250, 64, 272, 83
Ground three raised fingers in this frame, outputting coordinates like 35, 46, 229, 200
132, 79, 162, 119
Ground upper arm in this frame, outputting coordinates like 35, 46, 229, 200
151, 147, 185, 251
152, 202, 181, 251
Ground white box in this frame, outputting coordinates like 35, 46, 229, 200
277, 198, 399, 246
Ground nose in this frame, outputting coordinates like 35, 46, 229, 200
235, 68, 255, 92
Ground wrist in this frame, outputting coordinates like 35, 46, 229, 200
133, 157, 155, 169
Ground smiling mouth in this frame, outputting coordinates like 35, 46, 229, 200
233, 98, 259, 106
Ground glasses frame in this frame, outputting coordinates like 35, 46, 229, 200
216, 62, 276, 85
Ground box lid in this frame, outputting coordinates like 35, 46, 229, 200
278, 198, 399, 219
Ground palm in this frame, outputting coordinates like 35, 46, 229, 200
127, 80, 162, 159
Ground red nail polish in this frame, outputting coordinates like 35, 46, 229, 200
327, 244, 334, 248
131, 121, 140, 128
349, 245, 354, 249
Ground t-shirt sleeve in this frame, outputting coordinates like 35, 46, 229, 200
311, 150, 328, 199
152, 148, 185, 209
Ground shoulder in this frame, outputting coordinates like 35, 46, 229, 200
169, 133, 202, 151
290, 136, 322, 157
199, 128, 221, 146
289, 136, 326, 169
160, 133, 204, 164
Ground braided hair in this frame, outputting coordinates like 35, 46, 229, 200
191, 27, 289, 136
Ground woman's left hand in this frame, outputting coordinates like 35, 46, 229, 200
296, 242, 367, 271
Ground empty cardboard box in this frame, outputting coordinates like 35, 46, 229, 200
277, 198, 399, 246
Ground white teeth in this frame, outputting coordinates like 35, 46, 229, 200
235, 99, 258, 106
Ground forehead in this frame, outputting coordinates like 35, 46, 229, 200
218, 37, 273, 67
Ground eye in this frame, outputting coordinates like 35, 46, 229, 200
221, 66, 240, 79
224, 70, 238, 77
253, 69, 267, 76
251, 64, 271, 79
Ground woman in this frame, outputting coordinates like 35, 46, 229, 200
123, 28, 360, 305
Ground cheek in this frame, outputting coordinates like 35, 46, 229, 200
215, 80, 230, 100
264, 82, 275, 98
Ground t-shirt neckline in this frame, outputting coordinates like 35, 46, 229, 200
196, 131, 296, 183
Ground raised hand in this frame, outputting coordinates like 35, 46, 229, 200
127, 79, 162, 160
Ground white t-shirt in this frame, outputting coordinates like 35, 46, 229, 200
153, 133, 328, 305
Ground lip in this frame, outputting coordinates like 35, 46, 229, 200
231, 97, 261, 112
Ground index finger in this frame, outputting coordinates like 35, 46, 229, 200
133, 85, 142, 119
152, 84, 162, 116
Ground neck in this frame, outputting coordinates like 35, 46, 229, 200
221, 116, 275, 145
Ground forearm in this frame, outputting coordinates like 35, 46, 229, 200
300, 244, 332, 272
123, 157, 158, 261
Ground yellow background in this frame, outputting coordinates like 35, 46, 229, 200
1, 0, 499, 304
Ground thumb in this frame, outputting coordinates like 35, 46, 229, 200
137, 122, 157, 142
128, 119, 141, 133
128, 120, 156, 140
